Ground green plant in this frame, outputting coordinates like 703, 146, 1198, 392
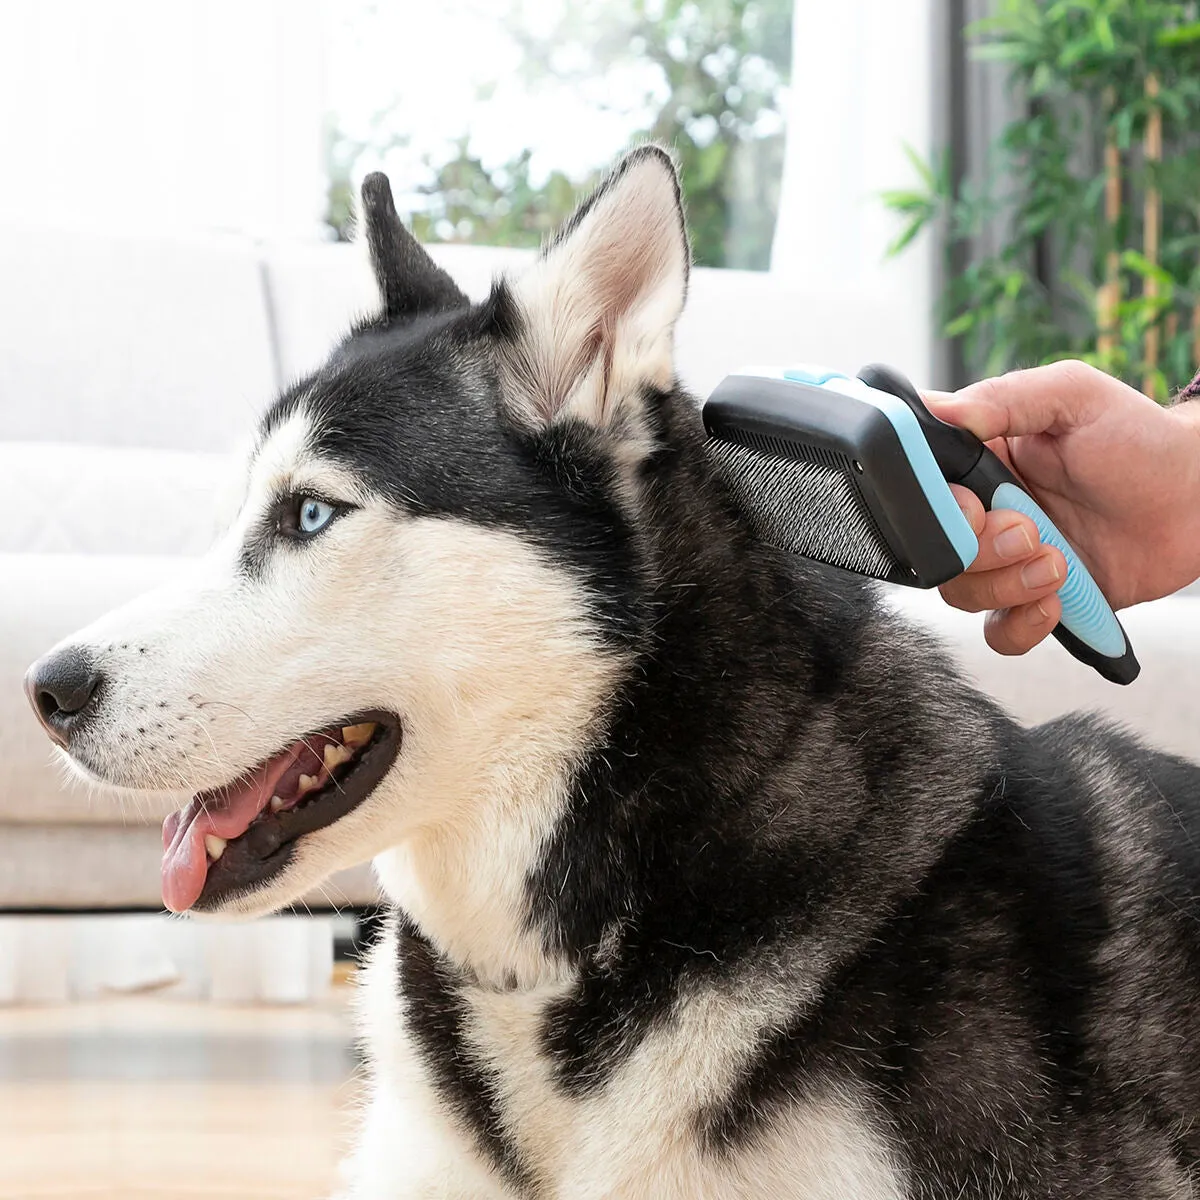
885, 0, 1200, 399
325, 0, 791, 270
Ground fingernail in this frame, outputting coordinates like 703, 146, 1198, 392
1029, 599, 1055, 624
954, 498, 984, 535
994, 525, 1035, 559
1021, 554, 1061, 589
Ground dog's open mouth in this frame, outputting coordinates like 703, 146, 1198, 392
161, 710, 401, 913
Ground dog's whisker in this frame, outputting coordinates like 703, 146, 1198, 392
187, 718, 235, 785
194, 698, 257, 725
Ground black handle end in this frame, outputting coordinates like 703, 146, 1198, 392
1051, 624, 1141, 686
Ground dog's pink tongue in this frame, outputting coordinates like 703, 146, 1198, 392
161, 745, 302, 913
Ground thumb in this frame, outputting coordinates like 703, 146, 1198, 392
923, 360, 1104, 442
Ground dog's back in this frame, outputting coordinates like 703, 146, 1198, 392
755, 712, 1200, 1197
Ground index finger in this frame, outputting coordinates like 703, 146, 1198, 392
924, 360, 1110, 443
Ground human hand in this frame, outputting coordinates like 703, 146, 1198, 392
925, 360, 1200, 655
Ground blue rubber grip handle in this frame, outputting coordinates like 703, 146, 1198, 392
964, 454, 1139, 685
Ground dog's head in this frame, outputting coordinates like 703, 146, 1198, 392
24, 147, 690, 917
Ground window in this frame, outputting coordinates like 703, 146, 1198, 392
325, 0, 793, 270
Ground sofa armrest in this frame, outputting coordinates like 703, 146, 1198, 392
887, 588, 1200, 761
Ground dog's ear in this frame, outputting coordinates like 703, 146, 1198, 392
360, 173, 468, 324
495, 145, 689, 437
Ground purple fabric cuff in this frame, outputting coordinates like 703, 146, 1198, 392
1181, 369, 1200, 401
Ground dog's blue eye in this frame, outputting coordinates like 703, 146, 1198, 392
297, 498, 335, 535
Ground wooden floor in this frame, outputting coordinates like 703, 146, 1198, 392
0, 984, 363, 1200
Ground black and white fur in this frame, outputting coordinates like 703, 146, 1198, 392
33, 148, 1200, 1197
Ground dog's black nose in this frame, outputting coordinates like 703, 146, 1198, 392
24, 648, 102, 748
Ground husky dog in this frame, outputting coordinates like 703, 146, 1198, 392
24, 147, 1200, 1198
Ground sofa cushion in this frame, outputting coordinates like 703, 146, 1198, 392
262, 242, 940, 403
0, 224, 277, 452
1, 442, 232, 556
0, 824, 378, 910
675, 268, 940, 401
0, 553, 193, 824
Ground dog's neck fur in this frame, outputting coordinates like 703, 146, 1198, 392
379, 384, 979, 993
372, 733, 602, 993
370, 391, 775, 990
376, 387, 989, 997
372, 577, 625, 991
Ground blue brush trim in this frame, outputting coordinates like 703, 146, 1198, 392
991, 482, 1126, 659
780, 365, 846, 387
780, 366, 980, 571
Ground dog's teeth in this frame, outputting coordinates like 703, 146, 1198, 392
298, 774, 318, 792
341, 723, 376, 749
204, 834, 227, 861
324, 742, 353, 771
269, 795, 285, 813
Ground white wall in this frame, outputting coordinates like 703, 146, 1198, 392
772, 0, 937, 388
0, 0, 329, 238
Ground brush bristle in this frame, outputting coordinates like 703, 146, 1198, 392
708, 438, 899, 579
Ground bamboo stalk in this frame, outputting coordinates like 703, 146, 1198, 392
1097, 87, 1122, 360
1143, 73, 1163, 396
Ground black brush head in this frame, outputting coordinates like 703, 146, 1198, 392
703, 373, 968, 588
706, 437, 900, 579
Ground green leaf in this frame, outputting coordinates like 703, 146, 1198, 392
1029, 61, 1056, 95
1113, 107, 1135, 150
879, 190, 932, 214
1121, 249, 1175, 289
1060, 269, 1098, 305
886, 216, 928, 258
945, 311, 976, 337
1058, 37, 1094, 69
901, 142, 936, 190
1159, 90, 1190, 124
1157, 21, 1200, 46
1094, 13, 1114, 52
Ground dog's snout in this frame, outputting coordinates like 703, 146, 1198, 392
24, 648, 103, 748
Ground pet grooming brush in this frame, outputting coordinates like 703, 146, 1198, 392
703, 362, 1139, 686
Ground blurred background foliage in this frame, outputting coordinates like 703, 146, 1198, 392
325, 0, 792, 269
886, 0, 1200, 399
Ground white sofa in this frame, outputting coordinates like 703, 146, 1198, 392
2, 222, 1197, 911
